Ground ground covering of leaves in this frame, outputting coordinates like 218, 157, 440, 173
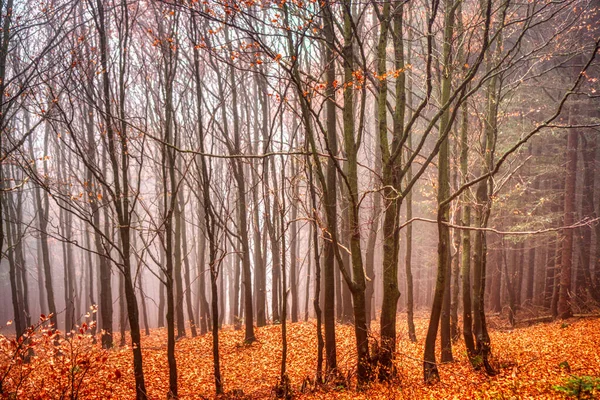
1, 316, 599, 399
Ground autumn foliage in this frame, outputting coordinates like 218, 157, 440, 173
1, 316, 599, 399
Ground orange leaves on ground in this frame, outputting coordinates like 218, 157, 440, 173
1, 317, 599, 398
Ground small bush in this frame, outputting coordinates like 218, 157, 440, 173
0, 312, 112, 399
552, 375, 600, 399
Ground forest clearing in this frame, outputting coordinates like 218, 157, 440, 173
2, 316, 599, 399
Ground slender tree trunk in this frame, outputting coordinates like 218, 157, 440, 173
4, 193, 25, 339
56, 147, 76, 333
469, 0, 503, 377
526, 239, 536, 303
424, 0, 456, 380
192, 17, 222, 391
164, 210, 178, 398
232, 249, 241, 328
335, 259, 342, 321
221, 253, 227, 328
119, 274, 127, 347
60, 206, 75, 333
223, 39, 255, 340
551, 232, 562, 317
196, 203, 210, 334
33, 128, 58, 330
404, 5, 416, 342
322, 0, 338, 375
179, 191, 198, 337
304, 235, 312, 322
490, 247, 502, 313
138, 272, 150, 336
460, 100, 476, 360
579, 133, 600, 301
307, 154, 324, 383
525, 144, 538, 303
544, 181, 560, 310
174, 201, 186, 338
339, 0, 372, 383
450, 144, 461, 341
558, 118, 578, 319
438, 0, 455, 363
158, 254, 166, 329
277, 156, 291, 396
377, 0, 400, 381
290, 160, 299, 323
365, 131, 382, 328
254, 71, 270, 327
340, 198, 353, 325
516, 242, 525, 307
502, 239, 517, 326
84, 228, 97, 340
471, 50, 500, 382
94, 0, 146, 394
80, 93, 111, 346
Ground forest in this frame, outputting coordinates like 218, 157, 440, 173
0, 0, 599, 398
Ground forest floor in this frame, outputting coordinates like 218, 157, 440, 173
2, 315, 600, 399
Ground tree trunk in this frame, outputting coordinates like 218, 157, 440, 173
577, 133, 600, 301
502, 239, 517, 327
57, 146, 76, 333
450, 143, 461, 342
340, 199, 353, 325
158, 257, 166, 329
80, 92, 112, 347
490, 247, 502, 313
460, 98, 476, 360
174, 201, 186, 339
254, 71, 270, 327
226, 42, 255, 341
33, 127, 58, 331
544, 180, 561, 310
119, 274, 127, 346
277, 156, 290, 396
335, 259, 342, 321
339, 0, 372, 383
424, 0, 456, 380
377, 0, 400, 381
558, 120, 578, 319
404, 5, 416, 343
290, 160, 299, 323
307, 153, 324, 382
322, 0, 338, 375
192, 17, 222, 390
179, 190, 198, 337
4, 194, 25, 339
304, 237, 312, 322
138, 272, 150, 336
95, 0, 146, 394
196, 203, 210, 334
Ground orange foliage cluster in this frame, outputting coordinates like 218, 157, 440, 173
1, 316, 599, 399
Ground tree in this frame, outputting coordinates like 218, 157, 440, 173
321, 0, 339, 376
424, 0, 457, 380
557, 112, 578, 319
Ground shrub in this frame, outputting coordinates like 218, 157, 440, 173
0, 313, 113, 399
552, 375, 600, 399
